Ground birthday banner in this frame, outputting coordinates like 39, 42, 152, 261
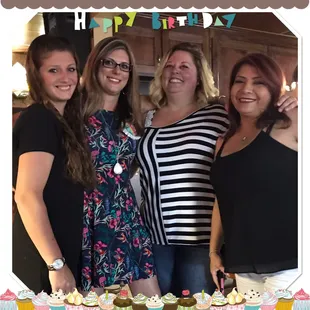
73, 12, 237, 32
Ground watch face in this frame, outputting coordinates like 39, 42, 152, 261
53, 259, 64, 270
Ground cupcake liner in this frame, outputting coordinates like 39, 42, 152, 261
147, 307, 164, 310
49, 306, 66, 310
0, 300, 18, 310
292, 300, 310, 310
244, 305, 261, 310
260, 305, 277, 310
132, 304, 148, 310
275, 300, 294, 310
210, 306, 227, 310
163, 305, 178, 310
16, 300, 35, 310
82, 305, 100, 310
33, 305, 50, 310
114, 307, 132, 310
64, 305, 84, 310
227, 304, 245, 310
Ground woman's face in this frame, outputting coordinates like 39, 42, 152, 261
162, 50, 198, 97
39, 51, 78, 105
97, 48, 130, 96
230, 64, 271, 118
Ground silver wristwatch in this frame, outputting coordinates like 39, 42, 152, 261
47, 257, 66, 271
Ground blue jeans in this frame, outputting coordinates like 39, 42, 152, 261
152, 244, 216, 296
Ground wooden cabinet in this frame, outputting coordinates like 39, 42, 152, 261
268, 46, 298, 86
114, 15, 209, 76
210, 28, 297, 104
114, 24, 162, 76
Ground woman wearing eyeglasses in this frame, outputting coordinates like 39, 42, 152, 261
79, 37, 161, 296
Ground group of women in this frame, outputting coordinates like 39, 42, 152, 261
13, 33, 298, 298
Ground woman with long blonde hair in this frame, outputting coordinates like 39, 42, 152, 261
80, 37, 160, 297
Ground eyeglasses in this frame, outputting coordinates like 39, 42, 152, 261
101, 58, 132, 72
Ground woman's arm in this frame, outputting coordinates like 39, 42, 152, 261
277, 94, 298, 112
15, 151, 75, 293
209, 198, 225, 289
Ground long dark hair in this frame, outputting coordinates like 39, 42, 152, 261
80, 37, 143, 134
25, 34, 95, 188
226, 53, 291, 138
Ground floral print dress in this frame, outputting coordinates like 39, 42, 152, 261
81, 110, 156, 291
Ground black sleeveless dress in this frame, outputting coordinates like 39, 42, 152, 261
210, 126, 297, 273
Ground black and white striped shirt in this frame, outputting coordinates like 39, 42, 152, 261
136, 103, 229, 246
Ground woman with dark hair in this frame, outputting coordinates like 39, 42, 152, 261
13, 34, 95, 294
209, 53, 298, 293
80, 37, 160, 296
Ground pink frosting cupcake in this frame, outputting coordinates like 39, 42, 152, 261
32, 291, 49, 310
260, 291, 278, 310
293, 289, 310, 310
0, 289, 17, 309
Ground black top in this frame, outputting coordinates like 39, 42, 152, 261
210, 127, 297, 274
13, 103, 84, 293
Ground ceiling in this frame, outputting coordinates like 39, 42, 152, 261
12, 12, 294, 53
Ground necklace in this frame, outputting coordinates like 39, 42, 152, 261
100, 111, 123, 175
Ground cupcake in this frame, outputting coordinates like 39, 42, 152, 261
82, 290, 99, 310
32, 291, 49, 310
113, 290, 132, 310
0, 289, 17, 309
260, 291, 278, 310
132, 293, 148, 310
161, 293, 178, 310
98, 291, 116, 310
47, 289, 66, 310
16, 289, 35, 310
226, 287, 246, 310
243, 290, 262, 310
146, 295, 164, 310
64, 289, 84, 310
210, 289, 227, 310
193, 290, 212, 309
292, 289, 310, 310
275, 289, 294, 310
177, 290, 196, 310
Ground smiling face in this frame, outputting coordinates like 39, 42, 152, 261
39, 50, 78, 106
230, 64, 272, 118
97, 48, 130, 96
162, 50, 198, 97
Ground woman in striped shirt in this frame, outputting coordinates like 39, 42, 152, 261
136, 42, 297, 296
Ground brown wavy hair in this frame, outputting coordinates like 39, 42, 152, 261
80, 37, 143, 134
226, 53, 291, 139
150, 42, 219, 108
25, 34, 95, 188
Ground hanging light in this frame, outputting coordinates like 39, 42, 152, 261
12, 62, 29, 98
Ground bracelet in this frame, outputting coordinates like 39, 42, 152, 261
209, 250, 220, 257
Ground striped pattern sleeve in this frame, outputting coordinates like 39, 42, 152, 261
137, 103, 229, 245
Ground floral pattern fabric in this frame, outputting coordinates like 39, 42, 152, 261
81, 110, 156, 291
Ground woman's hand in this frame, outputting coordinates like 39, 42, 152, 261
277, 95, 298, 113
210, 252, 225, 290
49, 265, 76, 293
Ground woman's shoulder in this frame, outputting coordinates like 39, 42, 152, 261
17, 103, 57, 123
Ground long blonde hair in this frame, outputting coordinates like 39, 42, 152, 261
80, 37, 143, 134
150, 42, 219, 108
